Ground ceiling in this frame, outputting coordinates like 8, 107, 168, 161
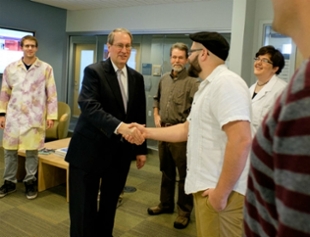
31, 0, 212, 11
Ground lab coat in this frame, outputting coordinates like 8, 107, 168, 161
0, 58, 58, 150
249, 75, 287, 134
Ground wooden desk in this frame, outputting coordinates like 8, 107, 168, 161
18, 138, 70, 202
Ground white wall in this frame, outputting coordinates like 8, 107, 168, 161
66, 1, 233, 33
253, 0, 274, 52
229, 0, 256, 83
229, 0, 274, 85
250, 0, 274, 84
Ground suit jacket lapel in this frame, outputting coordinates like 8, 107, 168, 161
126, 67, 135, 113
104, 59, 126, 113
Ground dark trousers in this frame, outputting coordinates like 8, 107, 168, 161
158, 141, 193, 216
68, 152, 132, 237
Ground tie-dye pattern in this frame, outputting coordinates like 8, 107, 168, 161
0, 58, 57, 150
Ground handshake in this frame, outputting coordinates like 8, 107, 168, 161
118, 122, 147, 145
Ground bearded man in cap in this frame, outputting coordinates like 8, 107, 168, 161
126, 31, 253, 236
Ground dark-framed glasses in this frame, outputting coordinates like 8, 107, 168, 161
113, 44, 132, 50
188, 48, 203, 56
254, 57, 273, 65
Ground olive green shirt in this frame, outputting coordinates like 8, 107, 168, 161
153, 68, 200, 124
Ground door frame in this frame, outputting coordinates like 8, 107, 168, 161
67, 36, 97, 118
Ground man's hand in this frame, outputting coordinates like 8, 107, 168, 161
118, 123, 145, 145
46, 120, 54, 129
130, 123, 147, 136
122, 123, 147, 144
202, 188, 229, 212
136, 155, 146, 169
0, 116, 5, 129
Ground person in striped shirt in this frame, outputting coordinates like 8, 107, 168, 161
244, 0, 310, 236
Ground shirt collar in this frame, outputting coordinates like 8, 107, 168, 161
169, 67, 189, 80
111, 60, 127, 77
18, 57, 39, 67
203, 64, 227, 84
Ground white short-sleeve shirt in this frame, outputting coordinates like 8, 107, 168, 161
185, 64, 252, 195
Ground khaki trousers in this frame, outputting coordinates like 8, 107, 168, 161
193, 190, 244, 237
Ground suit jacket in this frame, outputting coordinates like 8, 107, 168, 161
249, 75, 287, 134
65, 58, 147, 172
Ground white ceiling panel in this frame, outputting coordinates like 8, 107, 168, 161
31, 0, 213, 11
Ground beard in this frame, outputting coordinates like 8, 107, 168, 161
188, 55, 202, 78
172, 64, 184, 73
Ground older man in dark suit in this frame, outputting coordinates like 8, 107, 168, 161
65, 28, 147, 237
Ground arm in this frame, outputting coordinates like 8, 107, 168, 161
78, 64, 124, 137
153, 107, 161, 127
45, 65, 58, 121
153, 79, 162, 128
0, 68, 11, 114
0, 68, 10, 129
132, 120, 189, 143
203, 120, 252, 211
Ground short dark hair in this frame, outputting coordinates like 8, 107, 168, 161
20, 35, 38, 47
255, 45, 285, 75
170, 42, 188, 58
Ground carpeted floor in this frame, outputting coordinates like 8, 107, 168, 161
0, 147, 196, 237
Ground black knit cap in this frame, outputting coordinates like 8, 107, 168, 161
189, 31, 230, 61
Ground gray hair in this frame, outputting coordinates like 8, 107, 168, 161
170, 42, 189, 58
107, 28, 133, 45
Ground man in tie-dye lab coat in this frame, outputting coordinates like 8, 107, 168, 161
0, 35, 57, 200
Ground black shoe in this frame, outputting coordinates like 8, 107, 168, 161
0, 180, 16, 198
147, 206, 174, 215
174, 215, 190, 229
24, 180, 38, 200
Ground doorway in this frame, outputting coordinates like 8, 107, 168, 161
72, 44, 96, 117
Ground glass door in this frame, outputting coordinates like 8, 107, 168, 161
72, 44, 96, 117
67, 35, 97, 132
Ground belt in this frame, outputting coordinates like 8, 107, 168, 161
161, 122, 174, 127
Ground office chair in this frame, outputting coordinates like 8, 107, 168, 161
45, 101, 71, 141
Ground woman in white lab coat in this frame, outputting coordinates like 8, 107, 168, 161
249, 45, 287, 134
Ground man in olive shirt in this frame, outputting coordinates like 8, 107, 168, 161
148, 42, 200, 229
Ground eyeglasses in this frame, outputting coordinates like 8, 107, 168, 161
113, 44, 132, 50
23, 44, 37, 48
188, 48, 203, 56
254, 57, 273, 65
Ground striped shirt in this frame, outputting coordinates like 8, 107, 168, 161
244, 59, 310, 237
